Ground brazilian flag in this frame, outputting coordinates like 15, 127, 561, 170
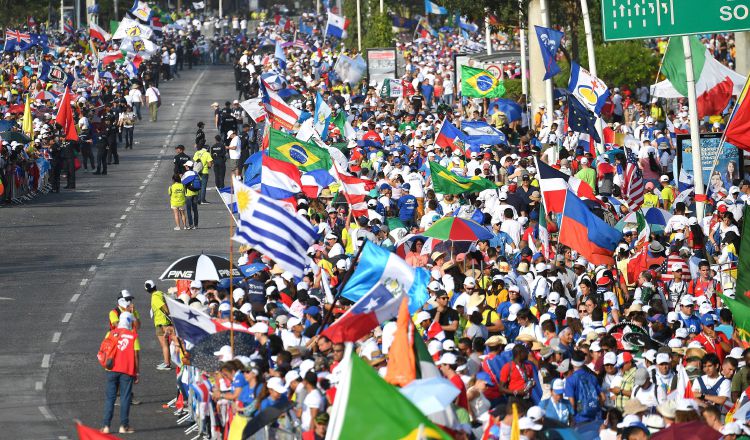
429, 161, 497, 194
461, 65, 506, 98
267, 128, 332, 172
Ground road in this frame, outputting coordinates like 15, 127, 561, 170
0, 65, 238, 439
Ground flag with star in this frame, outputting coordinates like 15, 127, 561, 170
321, 282, 403, 343
267, 128, 333, 172
461, 65, 506, 98
567, 95, 601, 143
165, 296, 220, 345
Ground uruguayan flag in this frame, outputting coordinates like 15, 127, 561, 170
232, 180, 317, 278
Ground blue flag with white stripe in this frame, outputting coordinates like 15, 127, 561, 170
314, 93, 332, 140
232, 180, 317, 278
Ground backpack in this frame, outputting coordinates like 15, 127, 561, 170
193, 159, 204, 174
97, 330, 122, 370
188, 176, 202, 192
574, 371, 600, 419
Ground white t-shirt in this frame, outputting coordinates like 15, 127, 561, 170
228, 136, 241, 160
145, 87, 160, 104
692, 374, 731, 399
301, 388, 325, 431
281, 330, 309, 350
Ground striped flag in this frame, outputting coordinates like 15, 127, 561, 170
260, 79, 300, 131
232, 180, 316, 278
623, 147, 644, 211
332, 163, 375, 217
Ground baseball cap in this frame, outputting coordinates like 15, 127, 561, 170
248, 322, 269, 334
527, 406, 544, 422
266, 377, 288, 394
305, 306, 320, 316
287, 316, 303, 328
656, 353, 671, 365
436, 352, 457, 366
416, 311, 432, 323
671, 263, 683, 272
660, 175, 669, 182
679, 296, 694, 306
700, 314, 716, 326
634, 368, 650, 387
552, 378, 565, 394
603, 352, 617, 365
518, 417, 542, 431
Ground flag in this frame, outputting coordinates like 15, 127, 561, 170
232, 180, 317, 278
332, 110, 355, 140
341, 241, 430, 313
120, 37, 157, 57
719, 294, 750, 340
326, 12, 349, 38
429, 161, 497, 195
4, 30, 32, 52
534, 25, 563, 80
112, 16, 153, 40
559, 190, 621, 266
76, 422, 122, 439
333, 164, 375, 216
260, 81, 300, 131
427, 320, 445, 341
424, 0, 448, 14
301, 169, 336, 197
434, 118, 467, 153
457, 15, 478, 33
322, 283, 402, 343
461, 120, 508, 145
567, 95, 601, 143
64, 17, 74, 34
415, 17, 437, 38
489, 98, 522, 122
274, 41, 286, 70
510, 404, 520, 440
260, 154, 302, 200
55, 88, 78, 141
392, 15, 418, 30
218, 186, 238, 214
89, 22, 111, 41
568, 61, 610, 116
101, 50, 126, 65
384, 297, 417, 386
534, 158, 597, 212
461, 65, 505, 98
379, 78, 403, 98
654, 36, 743, 119
30, 33, 49, 51
165, 296, 219, 345
129, 0, 153, 22
623, 146, 645, 211
267, 128, 332, 172
298, 17, 313, 34
736, 206, 750, 302
239, 98, 266, 123
325, 346, 451, 440
192, 1, 205, 8
724, 78, 750, 151
314, 93, 332, 140
333, 53, 366, 85
22, 95, 33, 140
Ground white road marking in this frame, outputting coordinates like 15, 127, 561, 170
129, 199, 136, 204
0, 297, 14, 300
103, 242, 111, 248
70, 294, 80, 302
143, 179, 149, 184
80, 278, 88, 286
139, 185, 145, 190
52, 332, 61, 343
35, 381, 43, 391
38, 406, 54, 420
135, 192, 141, 197
62, 313, 72, 323
89, 265, 97, 272
125, 206, 132, 212
110, 232, 116, 238
115, 223, 122, 228
97, 253, 105, 260
120, 215, 127, 220
41, 354, 51, 368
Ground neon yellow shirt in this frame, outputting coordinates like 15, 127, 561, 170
169, 182, 186, 206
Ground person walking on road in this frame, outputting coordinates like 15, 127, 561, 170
101, 311, 139, 434
169, 174, 187, 230
145, 280, 173, 370
146, 83, 161, 122
119, 105, 137, 150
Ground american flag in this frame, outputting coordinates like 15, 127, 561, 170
623, 147, 644, 211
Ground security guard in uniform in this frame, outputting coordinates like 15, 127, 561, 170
210, 134, 227, 188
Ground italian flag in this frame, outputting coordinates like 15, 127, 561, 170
652, 36, 746, 118
101, 50, 126, 66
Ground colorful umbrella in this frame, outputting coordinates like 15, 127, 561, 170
619, 207, 673, 233
423, 217, 493, 241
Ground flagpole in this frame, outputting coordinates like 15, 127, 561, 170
228, 183, 235, 356
580, 0, 604, 155
316, 238, 367, 336
682, 35, 705, 221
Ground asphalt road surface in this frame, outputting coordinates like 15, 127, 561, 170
0, 65, 238, 439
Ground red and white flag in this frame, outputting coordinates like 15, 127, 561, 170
535, 157, 597, 212
623, 147, 644, 211
89, 22, 111, 42
261, 80, 299, 130
331, 162, 374, 217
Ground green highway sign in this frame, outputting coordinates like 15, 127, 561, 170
602, 0, 750, 41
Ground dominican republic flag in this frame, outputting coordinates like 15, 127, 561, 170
340, 241, 431, 314
321, 283, 402, 343
535, 157, 597, 213
435, 118, 466, 153
331, 162, 375, 217
326, 12, 349, 39
260, 154, 302, 200
165, 297, 220, 345
301, 169, 336, 198
260, 80, 300, 131
89, 22, 111, 42
559, 190, 621, 266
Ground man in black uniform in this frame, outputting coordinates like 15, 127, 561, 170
93, 125, 108, 175
173, 144, 190, 175
238, 123, 253, 176
195, 121, 206, 149
218, 101, 237, 142
210, 134, 227, 188
49, 137, 63, 192
61, 139, 78, 189
103, 105, 119, 165
78, 117, 95, 171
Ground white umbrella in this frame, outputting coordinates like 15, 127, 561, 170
400, 377, 460, 416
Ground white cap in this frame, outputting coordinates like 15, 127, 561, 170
679, 296, 694, 306
416, 311, 432, 323
527, 406, 544, 422
213, 345, 233, 361
667, 311, 678, 323
580, 157, 589, 165
729, 347, 745, 360
284, 370, 301, 384
463, 276, 476, 286
248, 322, 269, 334
590, 341, 601, 352
656, 353, 671, 364
239, 303, 253, 315
436, 352, 458, 366
507, 303, 523, 321
518, 416, 542, 431
190, 280, 202, 289
671, 263, 683, 272
675, 328, 688, 339
535, 262, 546, 273
548, 292, 560, 305
233, 288, 245, 302
617, 414, 642, 429
266, 377, 288, 394
552, 378, 565, 391
603, 352, 617, 365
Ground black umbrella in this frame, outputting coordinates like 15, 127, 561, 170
242, 401, 295, 438
0, 131, 31, 143
159, 254, 242, 281
188, 331, 257, 372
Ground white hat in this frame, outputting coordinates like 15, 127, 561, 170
527, 406, 544, 422
416, 311, 432, 323
728, 347, 745, 360
518, 416, 542, 431
679, 296, 694, 306
463, 276, 476, 287
535, 262, 546, 273
239, 303, 253, 315
507, 303, 523, 321
675, 328, 688, 338
190, 280, 202, 289
117, 297, 131, 309
590, 341, 602, 352
436, 352, 458, 366
248, 322, 269, 334
580, 157, 589, 165
266, 377, 288, 394
603, 352, 617, 365
213, 345, 234, 361
442, 340, 456, 351
428, 280, 442, 291
667, 311, 678, 323
226, 130, 235, 137
722, 422, 743, 436
660, 175, 669, 182
218, 302, 231, 312
284, 370, 301, 384
565, 309, 579, 320
548, 292, 560, 305
656, 353, 671, 364
668, 339, 683, 348
233, 288, 245, 302
552, 378, 565, 392
617, 414, 642, 429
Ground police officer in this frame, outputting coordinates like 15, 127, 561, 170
210, 134, 227, 188
173, 144, 191, 175
61, 139, 78, 189
49, 137, 63, 192
103, 105, 119, 165
195, 121, 206, 149
218, 101, 237, 141
238, 123, 253, 175
93, 125, 108, 175
79, 118, 95, 171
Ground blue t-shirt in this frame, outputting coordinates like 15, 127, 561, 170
539, 397, 573, 424
232, 371, 250, 406
398, 194, 417, 221
564, 369, 602, 423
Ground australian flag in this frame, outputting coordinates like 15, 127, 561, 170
4, 30, 32, 52
30, 33, 49, 51
568, 96, 600, 143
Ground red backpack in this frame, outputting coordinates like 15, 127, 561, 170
97, 330, 121, 370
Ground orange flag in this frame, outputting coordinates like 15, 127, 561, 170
384, 297, 416, 387
76, 422, 123, 439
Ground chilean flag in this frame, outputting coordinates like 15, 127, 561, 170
435, 118, 466, 153
261, 154, 302, 200
321, 283, 401, 343
559, 190, 621, 266
536, 158, 597, 212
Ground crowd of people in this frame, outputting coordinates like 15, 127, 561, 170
43, 4, 750, 440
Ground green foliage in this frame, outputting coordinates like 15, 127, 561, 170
343, 0, 359, 49
364, 12, 395, 48
503, 79, 523, 100
582, 41, 659, 88
0, 0, 48, 28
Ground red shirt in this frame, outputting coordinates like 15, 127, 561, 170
500, 361, 534, 394
694, 332, 728, 363
109, 328, 139, 377
449, 374, 469, 411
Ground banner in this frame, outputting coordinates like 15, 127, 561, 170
366, 48, 398, 87
334, 54, 366, 85
676, 133, 742, 194
534, 25, 563, 80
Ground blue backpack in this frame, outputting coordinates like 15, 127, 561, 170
573, 371, 600, 419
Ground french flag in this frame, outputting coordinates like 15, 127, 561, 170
261, 154, 302, 200
321, 283, 401, 343
559, 190, 621, 266
435, 118, 466, 153
536, 157, 597, 212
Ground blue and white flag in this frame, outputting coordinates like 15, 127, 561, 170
274, 41, 287, 70
232, 180, 317, 278
326, 12, 348, 39
461, 120, 508, 145
298, 17, 313, 35
458, 16, 478, 33
314, 93, 332, 140
424, 0, 448, 15
534, 25, 563, 80
165, 296, 218, 345
218, 186, 238, 213
568, 95, 601, 143
129, 0, 153, 22
341, 241, 430, 314
568, 61, 610, 116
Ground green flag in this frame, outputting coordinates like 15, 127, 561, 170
110, 20, 120, 34
414, 334, 440, 378
662, 36, 708, 96
429, 161, 497, 194
461, 65, 506, 98
735, 205, 750, 303
332, 111, 355, 140
267, 128, 332, 172
720, 294, 750, 340
327, 348, 451, 440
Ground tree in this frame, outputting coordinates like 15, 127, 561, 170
554, 41, 659, 89
364, 11, 395, 48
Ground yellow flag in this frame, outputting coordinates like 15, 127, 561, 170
510, 403, 520, 440
22, 95, 33, 140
